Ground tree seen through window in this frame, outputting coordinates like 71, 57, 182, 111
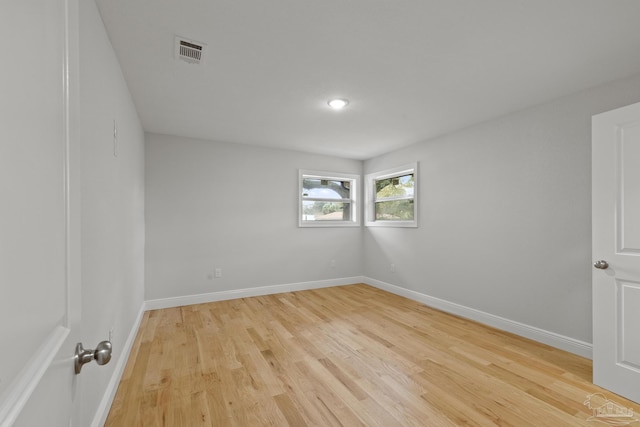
374, 173, 414, 221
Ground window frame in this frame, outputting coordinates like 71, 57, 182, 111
298, 169, 361, 228
365, 162, 418, 228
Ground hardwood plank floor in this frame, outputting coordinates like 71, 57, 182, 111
105, 284, 640, 426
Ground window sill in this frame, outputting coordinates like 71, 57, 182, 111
299, 222, 361, 228
365, 221, 417, 228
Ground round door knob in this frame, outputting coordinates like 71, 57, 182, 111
74, 340, 113, 374
94, 340, 112, 366
593, 260, 609, 269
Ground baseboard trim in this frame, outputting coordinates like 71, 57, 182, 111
363, 277, 593, 359
92, 275, 591, 426
145, 277, 592, 358
91, 277, 593, 425
91, 303, 146, 427
144, 276, 367, 311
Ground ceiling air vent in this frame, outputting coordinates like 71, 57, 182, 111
175, 36, 206, 65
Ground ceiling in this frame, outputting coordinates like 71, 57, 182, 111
95, 0, 640, 160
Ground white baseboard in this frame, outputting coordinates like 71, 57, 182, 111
91, 303, 146, 427
92, 276, 592, 426
363, 277, 593, 359
145, 276, 592, 358
144, 276, 366, 311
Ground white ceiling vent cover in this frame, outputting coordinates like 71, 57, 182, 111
175, 36, 206, 64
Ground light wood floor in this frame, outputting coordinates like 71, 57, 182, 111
105, 284, 640, 426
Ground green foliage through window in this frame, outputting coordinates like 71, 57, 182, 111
374, 174, 414, 221
375, 200, 414, 220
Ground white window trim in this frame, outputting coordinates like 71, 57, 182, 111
299, 169, 361, 228
365, 162, 418, 228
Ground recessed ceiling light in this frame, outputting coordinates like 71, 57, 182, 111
328, 98, 349, 110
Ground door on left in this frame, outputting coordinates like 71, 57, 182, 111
0, 0, 81, 425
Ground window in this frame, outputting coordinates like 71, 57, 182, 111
365, 163, 418, 227
299, 170, 360, 227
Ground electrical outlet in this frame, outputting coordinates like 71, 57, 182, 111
390, 263, 396, 273
330, 259, 336, 268
215, 268, 222, 278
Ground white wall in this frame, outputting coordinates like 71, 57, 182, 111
364, 72, 640, 345
76, 0, 145, 424
146, 73, 640, 348
145, 133, 362, 301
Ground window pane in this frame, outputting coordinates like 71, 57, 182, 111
302, 178, 351, 200
302, 201, 352, 221
375, 200, 414, 221
375, 174, 414, 199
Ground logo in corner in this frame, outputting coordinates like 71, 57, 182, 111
584, 393, 638, 426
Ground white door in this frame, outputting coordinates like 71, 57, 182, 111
592, 101, 640, 404
0, 0, 83, 425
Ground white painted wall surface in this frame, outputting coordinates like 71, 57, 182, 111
74, 0, 145, 424
145, 133, 362, 301
364, 73, 640, 345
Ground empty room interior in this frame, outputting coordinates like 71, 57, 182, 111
4, 0, 640, 426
